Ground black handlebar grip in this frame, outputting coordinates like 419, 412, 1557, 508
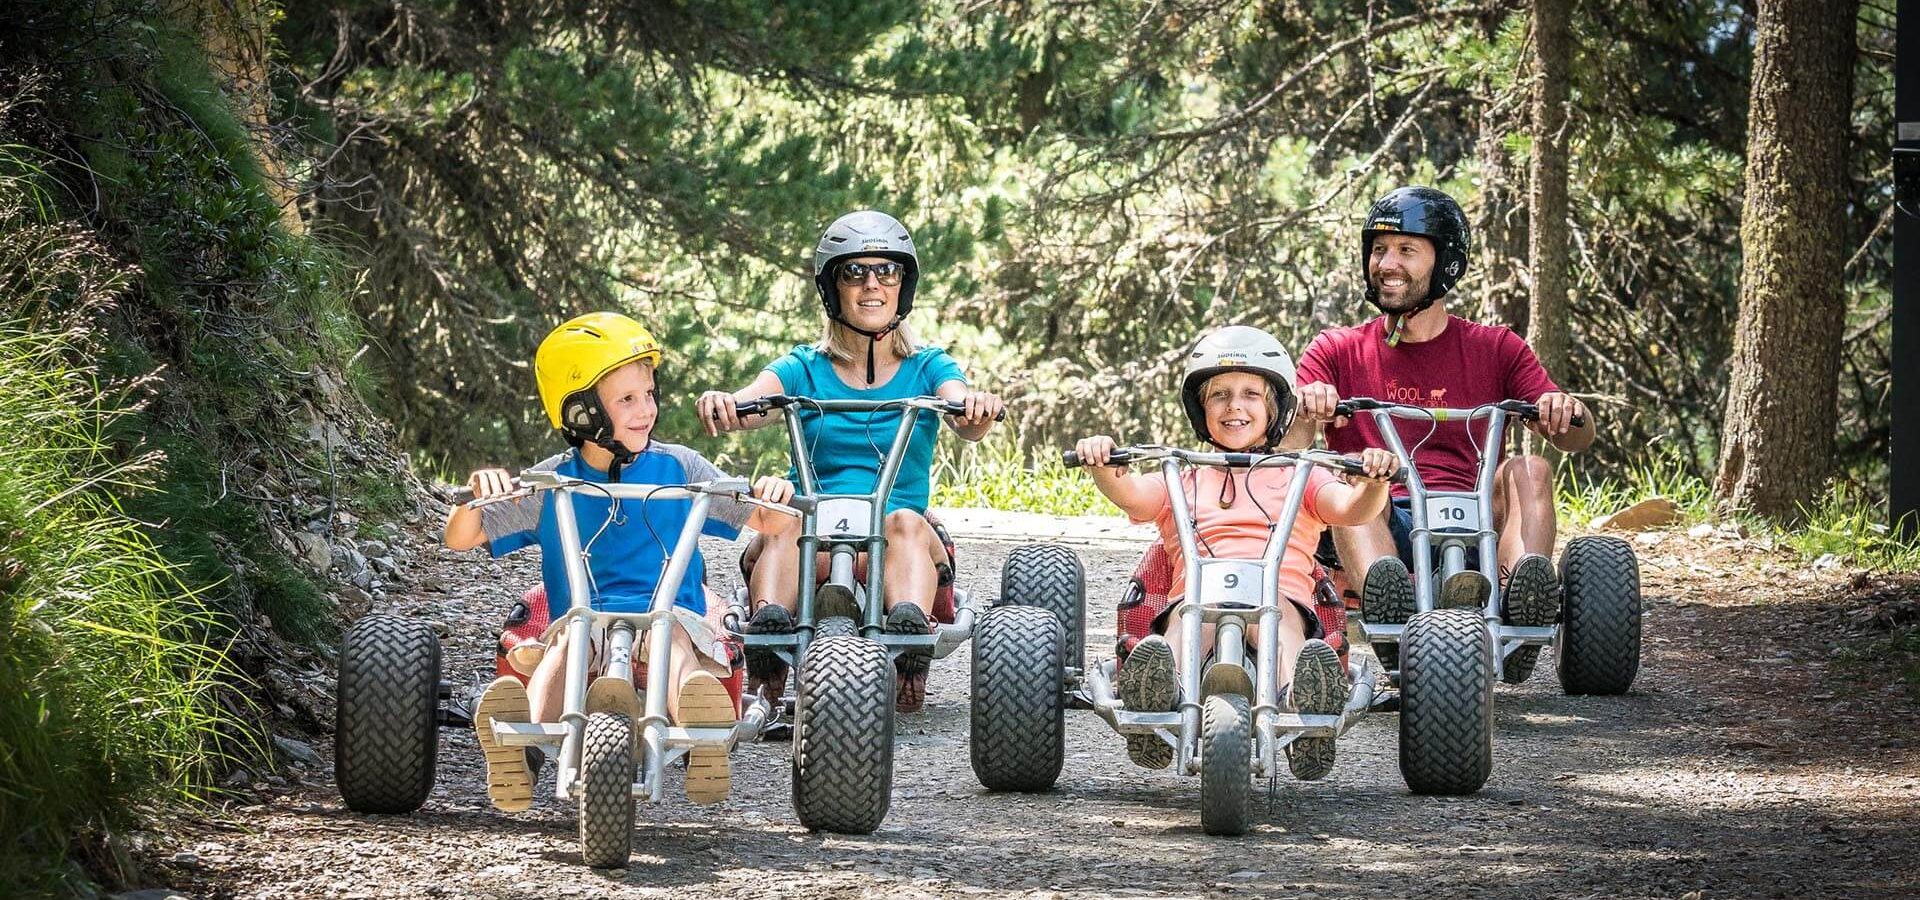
940, 400, 1007, 421
786, 496, 818, 515
1063, 448, 1133, 469
1333, 401, 1354, 418
451, 486, 475, 505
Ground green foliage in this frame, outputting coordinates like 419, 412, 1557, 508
930, 432, 1109, 517
0, 229, 237, 893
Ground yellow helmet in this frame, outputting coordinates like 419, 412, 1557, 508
535, 313, 663, 438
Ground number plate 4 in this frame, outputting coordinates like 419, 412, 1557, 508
814, 498, 874, 538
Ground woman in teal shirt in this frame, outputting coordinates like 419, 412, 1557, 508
698, 210, 1003, 712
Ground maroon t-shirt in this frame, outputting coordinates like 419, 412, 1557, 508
1295, 315, 1560, 494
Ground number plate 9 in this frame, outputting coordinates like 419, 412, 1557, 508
1197, 560, 1265, 605
814, 498, 874, 538
1426, 497, 1480, 533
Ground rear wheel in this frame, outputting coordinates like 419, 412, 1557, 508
791, 636, 894, 833
969, 606, 1065, 792
1002, 544, 1087, 672
1557, 536, 1642, 695
1398, 609, 1493, 795
578, 712, 635, 868
335, 615, 441, 814
1199, 693, 1252, 836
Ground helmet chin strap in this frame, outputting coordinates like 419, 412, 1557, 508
839, 313, 904, 385
1366, 283, 1438, 348
591, 436, 639, 481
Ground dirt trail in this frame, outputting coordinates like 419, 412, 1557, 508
152, 516, 1919, 900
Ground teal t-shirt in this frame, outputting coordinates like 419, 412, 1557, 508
764, 344, 967, 513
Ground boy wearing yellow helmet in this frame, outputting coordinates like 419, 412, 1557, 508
444, 312, 797, 811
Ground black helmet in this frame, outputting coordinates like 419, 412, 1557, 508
1179, 325, 1298, 451
1361, 186, 1471, 309
812, 210, 920, 323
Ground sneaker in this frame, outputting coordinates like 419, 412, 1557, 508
1500, 553, 1559, 684
474, 676, 534, 812
675, 670, 735, 804
1439, 570, 1492, 610
1360, 557, 1414, 671
744, 604, 793, 703
1114, 634, 1178, 769
886, 602, 933, 713
1286, 639, 1349, 781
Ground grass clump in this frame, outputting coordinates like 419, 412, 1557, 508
0, 316, 237, 895
931, 431, 1110, 517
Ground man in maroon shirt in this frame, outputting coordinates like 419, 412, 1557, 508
1291, 186, 1595, 681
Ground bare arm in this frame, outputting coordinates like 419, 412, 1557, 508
697, 369, 788, 436
444, 467, 514, 551
1311, 448, 1400, 526
1073, 435, 1167, 520
936, 380, 1002, 442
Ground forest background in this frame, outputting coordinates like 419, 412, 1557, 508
0, 0, 1902, 894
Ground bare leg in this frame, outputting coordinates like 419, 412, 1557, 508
1272, 601, 1311, 706
1331, 508, 1398, 577
881, 509, 943, 616
748, 527, 801, 613
1493, 454, 1557, 570
1167, 604, 1216, 684
527, 635, 571, 723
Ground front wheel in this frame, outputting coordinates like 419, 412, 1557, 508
1199, 693, 1252, 836
1397, 608, 1493, 795
969, 605, 1065, 792
791, 636, 894, 833
578, 712, 635, 868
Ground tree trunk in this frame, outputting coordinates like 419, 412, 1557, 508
1714, 0, 1858, 522
1476, 0, 1529, 331
1524, 0, 1571, 379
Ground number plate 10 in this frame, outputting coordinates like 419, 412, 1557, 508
814, 498, 875, 538
1426, 497, 1480, 533
1196, 560, 1265, 605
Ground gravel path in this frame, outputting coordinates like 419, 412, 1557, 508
153, 517, 1920, 899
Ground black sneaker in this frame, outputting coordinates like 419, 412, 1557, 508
1500, 553, 1559, 684
886, 602, 933, 713
1114, 634, 1178, 769
1361, 557, 1414, 671
1286, 639, 1349, 781
745, 604, 793, 693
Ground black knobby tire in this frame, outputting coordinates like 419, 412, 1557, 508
1557, 536, 1642, 696
969, 606, 1066, 792
1199, 693, 1252, 836
791, 636, 894, 833
578, 712, 635, 868
335, 615, 441, 814
1398, 608, 1494, 796
814, 616, 858, 640
1001, 544, 1087, 673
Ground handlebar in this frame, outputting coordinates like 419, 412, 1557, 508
1332, 397, 1585, 428
451, 475, 814, 516
733, 394, 1005, 421
1062, 446, 1408, 484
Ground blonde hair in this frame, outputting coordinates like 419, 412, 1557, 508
819, 318, 918, 364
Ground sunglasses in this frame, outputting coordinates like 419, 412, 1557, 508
835, 261, 905, 286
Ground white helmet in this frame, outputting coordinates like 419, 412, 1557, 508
1179, 325, 1298, 450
